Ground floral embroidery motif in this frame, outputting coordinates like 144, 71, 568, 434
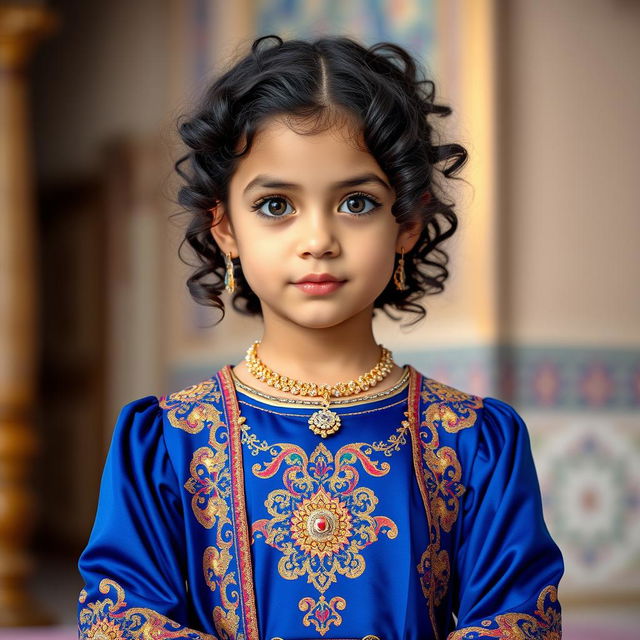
242, 416, 408, 634
446, 585, 561, 639
160, 380, 223, 434
77, 578, 217, 639
289, 486, 353, 557
184, 445, 232, 529
249, 441, 399, 590
160, 379, 244, 639
299, 594, 347, 635
412, 377, 482, 630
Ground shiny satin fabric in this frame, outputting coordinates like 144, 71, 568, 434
77, 366, 563, 639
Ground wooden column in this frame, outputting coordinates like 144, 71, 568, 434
0, 5, 57, 625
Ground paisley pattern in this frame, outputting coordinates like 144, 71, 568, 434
78, 579, 217, 639
241, 416, 409, 633
446, 585, 561, 639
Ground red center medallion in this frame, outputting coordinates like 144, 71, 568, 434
314, 517, 327, 532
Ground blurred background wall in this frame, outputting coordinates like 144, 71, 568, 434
1, 0, 636, 635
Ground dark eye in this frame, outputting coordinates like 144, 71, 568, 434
338, 194, 381, 215
252, 197, 294, 218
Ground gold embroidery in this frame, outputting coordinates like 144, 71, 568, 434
241, 413, 411, 459
369, 418, 411, 456
183, 439, 240, 638
430, 445, 464, 533
204, 545, 232, 587
77, 578, 217, 639
203, 546, 241, 637
421, 379, 480, 434
163, 377, 244, 639
160, 380, 223, 434
219, 366, 260, 640
240, 423, 278, 457
417, 544, 450, 607
446, 585, 561, 640
184, 445, 231, 529
244, 418, 406, 631
290, 486, 353, 557
411, 375, 482, 636
299, 594, 347, 636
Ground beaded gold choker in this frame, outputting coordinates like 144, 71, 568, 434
244, 341, 395, 438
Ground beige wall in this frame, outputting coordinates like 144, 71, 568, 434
500, 0, 640, 346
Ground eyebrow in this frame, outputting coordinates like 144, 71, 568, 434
243, 172, 392, 195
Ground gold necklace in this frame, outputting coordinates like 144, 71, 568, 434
232, 366, 410, 407
244, 341, 395, 438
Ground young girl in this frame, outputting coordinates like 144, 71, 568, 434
77, 35, 563, 640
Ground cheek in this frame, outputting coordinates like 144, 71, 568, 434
365, 220, 398, 259
352, 232, 397, 283
235, 233, 288, 294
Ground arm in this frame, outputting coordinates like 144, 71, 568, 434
447, 397, 564, 639
77, 396, 216, 639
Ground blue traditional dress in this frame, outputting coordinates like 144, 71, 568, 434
77, 365, 563, 639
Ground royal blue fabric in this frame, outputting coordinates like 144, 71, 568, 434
446, 396, 564, 637
77, 369, 563, 639
236, 385, 431, 639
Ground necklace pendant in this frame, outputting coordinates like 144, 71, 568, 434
308, 407, 341, 438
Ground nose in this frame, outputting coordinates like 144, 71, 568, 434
296, 210, 340, 259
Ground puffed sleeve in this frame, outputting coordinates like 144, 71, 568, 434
77, 396, 215, 639
447, 397, 564, 640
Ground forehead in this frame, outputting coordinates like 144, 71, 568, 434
230, 115, 386, 193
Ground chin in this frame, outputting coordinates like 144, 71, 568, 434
292, 316, 346, 330
293, 307, 367, 330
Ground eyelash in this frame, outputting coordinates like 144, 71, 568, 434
250, 192, 383, 220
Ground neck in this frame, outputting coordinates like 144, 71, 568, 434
254, 306, 383, 385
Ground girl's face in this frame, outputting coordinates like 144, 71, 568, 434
211, 114, 420, 332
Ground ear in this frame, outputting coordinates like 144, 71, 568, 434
395, 217, 423, 254
209, 202, 239, 257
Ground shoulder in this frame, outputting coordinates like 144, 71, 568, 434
157, 373, 228, 435
104, 395, 169, 477
112, 394, 162, 438
414, 369, 483, 434
413, 368, 529, 445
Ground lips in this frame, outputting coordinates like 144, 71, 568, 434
294, 273, 344, 284
293, 273, 346, 295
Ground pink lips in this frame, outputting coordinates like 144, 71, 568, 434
293, 273, 346, 295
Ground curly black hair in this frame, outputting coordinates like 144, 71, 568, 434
174, 34, 467, 325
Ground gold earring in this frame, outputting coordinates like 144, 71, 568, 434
224, 252, 236, 293
393, 247, 408, 291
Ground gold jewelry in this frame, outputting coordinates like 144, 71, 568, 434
393, 246, 408, 291
244, 341, 395, 438
232, 366, 410, 407
224, 252, 236, 293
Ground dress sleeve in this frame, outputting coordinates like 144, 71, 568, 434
77, 396, 215, 639
447, 397, 564, 640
